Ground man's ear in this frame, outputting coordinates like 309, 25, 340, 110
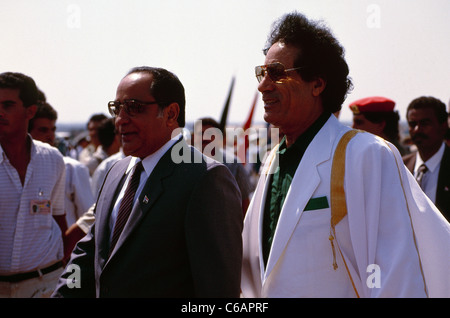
312, 77, 326, 97
438, 121, 449, 138
26, 104, 37, 120
374, 120, 386, 136
165, 102, 180, 127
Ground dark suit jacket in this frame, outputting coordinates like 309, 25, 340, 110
52, 138, 243, 297
403, 145, 450, 221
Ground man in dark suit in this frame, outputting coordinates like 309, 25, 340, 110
52, 66, 243, 297
403, 96, 450, 221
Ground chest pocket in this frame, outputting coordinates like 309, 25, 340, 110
304, 196, 329, 211
31, 198, 53, 229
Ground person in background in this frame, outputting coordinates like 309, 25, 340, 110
52, 66, 243, 297
403, 96, 449, 221
28, 101, 95, 255
78, 113, 107, 175
65, 119, 124, 247
89, 117, 122, 194
70, 131, 90, 160
0, 72, 66, 297
349, 96, 408, 155
194, 117, 254, 213
91, 150, 124, 198
96, 117, 121, 161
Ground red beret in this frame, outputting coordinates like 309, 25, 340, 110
349, 96, 395, 114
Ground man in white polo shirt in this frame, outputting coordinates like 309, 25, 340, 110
0, 72, 66, 297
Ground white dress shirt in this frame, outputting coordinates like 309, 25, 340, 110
0, 138, 65, 274
63, 156, 95, 226
108, 134, 181, 240
91, 150, 126, 198
413, 142, 445, 203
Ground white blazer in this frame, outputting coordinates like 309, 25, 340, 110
241, 115, 450, 298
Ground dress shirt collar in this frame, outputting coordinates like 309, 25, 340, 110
126, 133, 183, 177
0, 144, 5, 164
278, 112, 331, 156
0, 134, 36, 164
414, 142, 445, 174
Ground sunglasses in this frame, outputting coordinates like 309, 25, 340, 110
108, 99, 164, 117
255, 62, 305, 83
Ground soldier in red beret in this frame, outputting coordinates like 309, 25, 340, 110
349, 96, 408, 155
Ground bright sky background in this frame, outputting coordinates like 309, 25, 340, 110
1, 0, 449, 131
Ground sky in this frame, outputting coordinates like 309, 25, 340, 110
1, 0, 449, 131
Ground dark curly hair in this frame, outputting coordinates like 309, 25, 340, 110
264, 12, 353, 113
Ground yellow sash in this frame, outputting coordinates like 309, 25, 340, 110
329, 129, 361, 297
330, 130, 360, 227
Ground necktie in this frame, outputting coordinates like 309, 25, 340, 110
415, 163, 428, 189
109, 161, 144, 254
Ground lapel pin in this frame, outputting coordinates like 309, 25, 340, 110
143, 195, 149, 204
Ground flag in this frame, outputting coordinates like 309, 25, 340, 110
243, 92, 258, 131
237, 91, 258, 164
219, 76, 235, 132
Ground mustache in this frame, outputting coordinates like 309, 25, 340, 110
411, 133, 428, 140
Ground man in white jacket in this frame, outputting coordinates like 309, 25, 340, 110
241, 12, 450, 298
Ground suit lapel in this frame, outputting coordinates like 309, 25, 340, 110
96, 157, 132, 268
436, 146, 450, 218
106, 139, 181, 261
263, 116, 343, 280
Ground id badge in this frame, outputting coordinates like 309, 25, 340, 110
30, 200, 52, 215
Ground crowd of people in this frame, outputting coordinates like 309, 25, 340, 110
0, 11, 449, 298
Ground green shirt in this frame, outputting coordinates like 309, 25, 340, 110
262, 113, 331, 266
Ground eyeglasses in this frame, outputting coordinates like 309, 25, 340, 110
255, 62, 305, 83
107, 99, 163, 117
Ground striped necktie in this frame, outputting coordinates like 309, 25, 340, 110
109, 161, 144, 254
415, 163, 428, 190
